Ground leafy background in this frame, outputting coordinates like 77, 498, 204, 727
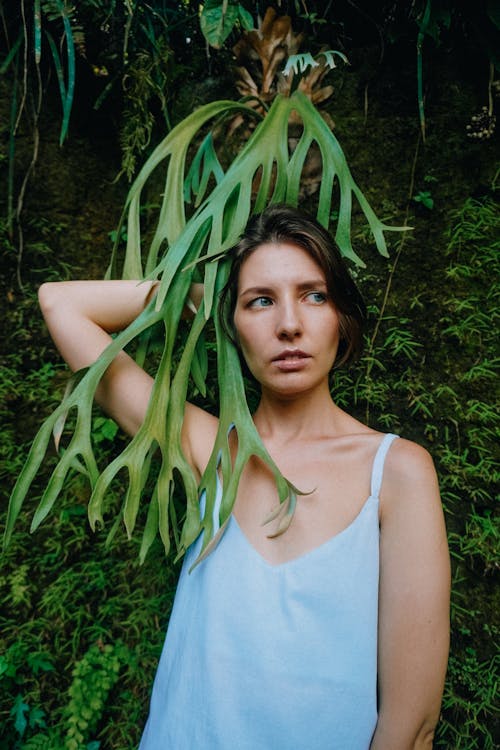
0, 2, 498, 748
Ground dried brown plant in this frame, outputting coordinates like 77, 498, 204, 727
228, 8, 336, 196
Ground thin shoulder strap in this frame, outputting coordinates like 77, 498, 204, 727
370, 433, 399, 498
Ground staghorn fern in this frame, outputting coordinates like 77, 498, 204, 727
5, 87, 407, 565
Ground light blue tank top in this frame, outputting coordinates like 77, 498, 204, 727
139, 433, 398, 750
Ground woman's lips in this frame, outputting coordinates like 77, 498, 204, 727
272, 349, 311, 370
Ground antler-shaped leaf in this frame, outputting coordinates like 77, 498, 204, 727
185, 261, 304, 568
4, 299, 163, 546
5, 89, 406, 561
107, 98, 254, 280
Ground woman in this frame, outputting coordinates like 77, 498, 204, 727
38, 205, 450, 749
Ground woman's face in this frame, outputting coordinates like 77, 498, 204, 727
233, 242, 340, 399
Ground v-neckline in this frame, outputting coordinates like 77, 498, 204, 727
229, 494, 379, 570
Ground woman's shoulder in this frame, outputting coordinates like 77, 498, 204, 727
328, 408, 435, 476
384, 436, 436, 483
379, 436, 441, 523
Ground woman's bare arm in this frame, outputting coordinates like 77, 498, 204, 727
370, 440, 450, 749
38, 279, 208, 446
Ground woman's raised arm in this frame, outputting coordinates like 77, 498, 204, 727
370, 440, 450, 749
38, 280, 204, 438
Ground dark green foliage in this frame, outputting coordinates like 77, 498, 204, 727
0, 450, 177, 749
0, 6, 498, 747
350, 194, 499, 747
0, 215, 176, 749
1, 183, 497, 750
0, 510, 178, 749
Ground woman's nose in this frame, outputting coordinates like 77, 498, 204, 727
276, 302, 302, 339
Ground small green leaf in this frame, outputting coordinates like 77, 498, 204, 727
11, 694, 29, 736
27, 653, 54, 674
238, 4, 254, 30
413, 190, 434, 209
28, 706, 46, 730
200, 0, 240, 49
93, 417, 119, 442
184, 132, 225, 206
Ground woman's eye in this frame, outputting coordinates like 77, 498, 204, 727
248, 296, 273, 308
306, 291, 327, 304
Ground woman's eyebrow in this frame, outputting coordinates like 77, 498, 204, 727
239, 279, 327, 297
238, 285, 274, 298
296, 279, 328, 291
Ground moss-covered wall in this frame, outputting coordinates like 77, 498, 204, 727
0, 28, 498, 749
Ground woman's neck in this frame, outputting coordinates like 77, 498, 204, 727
253, 383, 345, 443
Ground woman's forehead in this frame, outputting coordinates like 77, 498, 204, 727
237, 241, 325, 283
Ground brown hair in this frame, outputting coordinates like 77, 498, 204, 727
218, 203, 366, 369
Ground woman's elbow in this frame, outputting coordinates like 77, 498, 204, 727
38, 281, 62, 316
407, 716, 439, 749
414, 720, 437, 748
372, 713, 439, 749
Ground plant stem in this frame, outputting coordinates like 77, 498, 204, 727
365, 129, 422, 422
